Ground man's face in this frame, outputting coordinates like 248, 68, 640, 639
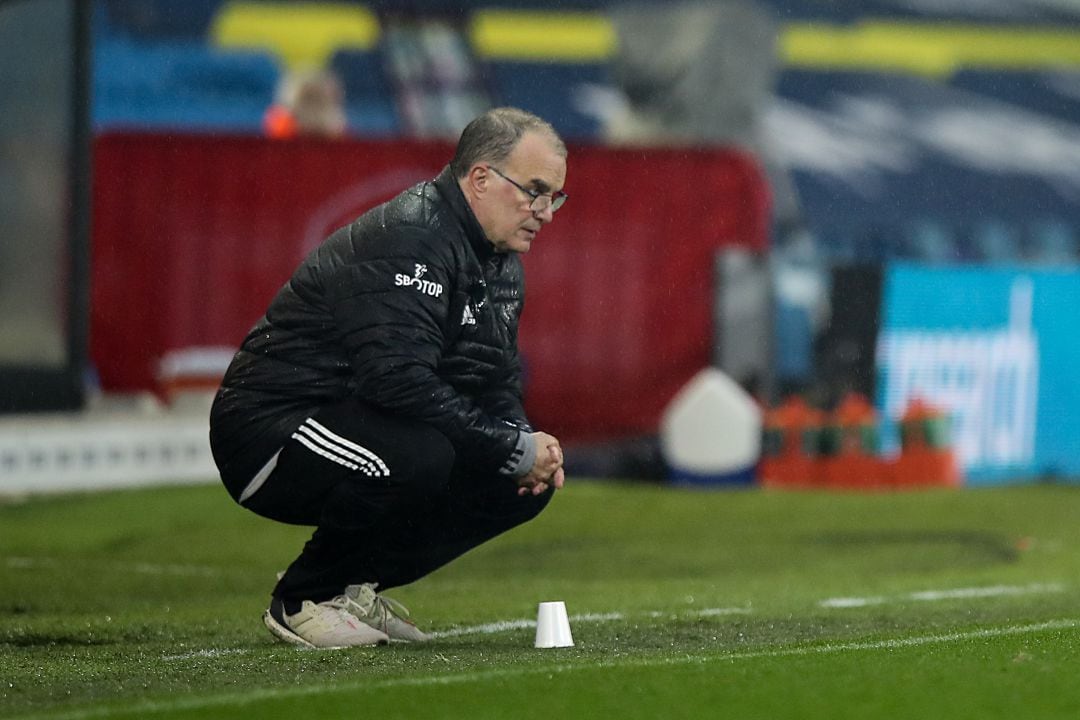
474, 131, 567, 254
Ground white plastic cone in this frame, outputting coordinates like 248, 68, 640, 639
534, 601, 574, 648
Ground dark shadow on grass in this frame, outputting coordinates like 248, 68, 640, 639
1, 631, 115, 647
810, 530, 1019, 563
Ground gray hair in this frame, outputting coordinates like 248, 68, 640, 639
450, 107, 566, 178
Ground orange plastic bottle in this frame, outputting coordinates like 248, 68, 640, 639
820, 393, 886, 490
891, 397, 962, 488
759, 396, 823, 489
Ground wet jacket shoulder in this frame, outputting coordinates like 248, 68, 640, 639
210, 166, 531, 483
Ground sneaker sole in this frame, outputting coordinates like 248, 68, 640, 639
263, 609, 392, 649
263, 610, 320, 649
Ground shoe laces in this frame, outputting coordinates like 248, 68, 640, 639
322, 596, 352, 613
345, 583, 414, 633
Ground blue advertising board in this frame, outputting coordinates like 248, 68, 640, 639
877, 264, 1080, 484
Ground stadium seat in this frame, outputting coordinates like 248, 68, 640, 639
376, 16, 491, 136
329, 48, 390, 98
102, 0, 224, 39
210, 1, 380, 71
93, 37, 279, 132
760, 0, 1080, 24
950, 69, 1080, 124
469, 9, 617, 63
469, 9, 618, 140
328, 49, 401, 135
481, 61, 613, 140
779, 20, 1080, 77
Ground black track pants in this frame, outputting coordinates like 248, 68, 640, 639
235, 398, 552, 602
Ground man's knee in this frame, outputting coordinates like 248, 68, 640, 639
517, 484, 555, 522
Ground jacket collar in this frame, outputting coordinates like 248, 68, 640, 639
434, 165, 496, 260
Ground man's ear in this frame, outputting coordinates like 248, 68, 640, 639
466, 164, 490, 195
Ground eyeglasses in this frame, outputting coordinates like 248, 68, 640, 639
488, 166, 568, 213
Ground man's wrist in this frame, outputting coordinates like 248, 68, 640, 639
498, 431, 536, 478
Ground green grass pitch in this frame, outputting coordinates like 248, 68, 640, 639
3, 479, 1080, 719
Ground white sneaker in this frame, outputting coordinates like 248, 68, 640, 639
342, 583, 430, 643
264, 596, 390, 649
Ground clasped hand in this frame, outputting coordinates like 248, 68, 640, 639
517, 431, 565, 497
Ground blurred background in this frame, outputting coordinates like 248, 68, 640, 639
2, 0, 1080, 494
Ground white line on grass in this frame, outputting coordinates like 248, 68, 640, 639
909, 583, 1064, 601
422, 608, 748, 640
430, 618, 536, 639
127, 562, 220, 577
4, 556, 50, 569
161, 608, 749, 659
432, 611, 625, 638
20, 618, 1080, 720
160, 648, 249, 661
694, 607, 754, 617
158, 585, 1031, 661
819, 582, 1065, 609
4, 556, 221, 577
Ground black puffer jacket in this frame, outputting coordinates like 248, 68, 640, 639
210, 166, 531, 486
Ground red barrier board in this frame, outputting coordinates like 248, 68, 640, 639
91, 133, 769, 441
